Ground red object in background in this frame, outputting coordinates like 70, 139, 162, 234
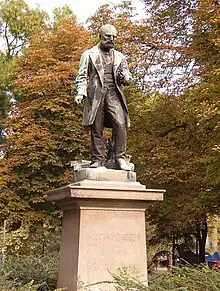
210, 261, 220, 269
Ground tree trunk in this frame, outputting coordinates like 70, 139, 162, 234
196, 217, 207, 264
167, 251, 172, 273
1, 220, 7, 264
195, 236, 199, 264
172, 235, 176, 267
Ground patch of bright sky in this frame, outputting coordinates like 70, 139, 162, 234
27, 0, 145, 23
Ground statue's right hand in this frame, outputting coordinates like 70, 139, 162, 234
75, 94, 84, 104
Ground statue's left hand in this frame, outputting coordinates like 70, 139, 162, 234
75, 94, 85, 104
116, 70, 125, 84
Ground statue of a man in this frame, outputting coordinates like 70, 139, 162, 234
75, 24, 132, 171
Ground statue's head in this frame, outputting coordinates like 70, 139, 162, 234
99, 24, 117, 50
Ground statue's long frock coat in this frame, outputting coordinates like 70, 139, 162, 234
75, 45, 132, 128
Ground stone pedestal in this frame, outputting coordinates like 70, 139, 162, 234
47, 168, 165, 290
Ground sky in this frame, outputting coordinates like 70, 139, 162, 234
27, 0, 145, 23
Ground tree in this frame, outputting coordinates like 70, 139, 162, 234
131, 0, 220, 262
0, 13, 91, 227
142, 0, 199, 94
0, 0, 49, 151
0, 0, 48, 58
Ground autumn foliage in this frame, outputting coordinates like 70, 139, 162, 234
0, 15, 91, 226
0, 0, 219, 264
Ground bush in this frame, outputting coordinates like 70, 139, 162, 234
1, 256, 220, 290
109, 266, 220, 291
0, 268, 38, 290
149, 266, 220, 291
1, 254, 58, 290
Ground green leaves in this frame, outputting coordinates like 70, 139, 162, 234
0, 0, 50, 152
0, 0, 48, 58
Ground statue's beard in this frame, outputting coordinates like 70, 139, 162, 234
101, 41, 114, 50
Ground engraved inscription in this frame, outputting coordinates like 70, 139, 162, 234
84, 233, 142, 273
88, 233, 141, 241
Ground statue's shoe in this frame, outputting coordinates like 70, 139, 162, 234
90, 161, 103, 168
116, 158, 133, 171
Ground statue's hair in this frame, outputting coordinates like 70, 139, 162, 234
99, 24, 117, 36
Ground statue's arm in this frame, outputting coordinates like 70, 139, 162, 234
75, 50, 90, 97
118, 56, 133, 86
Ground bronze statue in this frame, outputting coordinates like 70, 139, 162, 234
75, 24, 133, 171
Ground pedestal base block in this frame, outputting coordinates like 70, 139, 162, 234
47, 169, 165, 290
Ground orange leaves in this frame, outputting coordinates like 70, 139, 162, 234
13, 17, 91, 102
1, 16, 91, 227
52, 18, 91, 62
87, 2, 149, 73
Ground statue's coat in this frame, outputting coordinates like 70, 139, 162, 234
75, 45, 132, 127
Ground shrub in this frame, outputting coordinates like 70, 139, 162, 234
0, 268, 38, 290
149, 266, 220, 291
1, 253, 58, 290
109, 266, 220, 291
